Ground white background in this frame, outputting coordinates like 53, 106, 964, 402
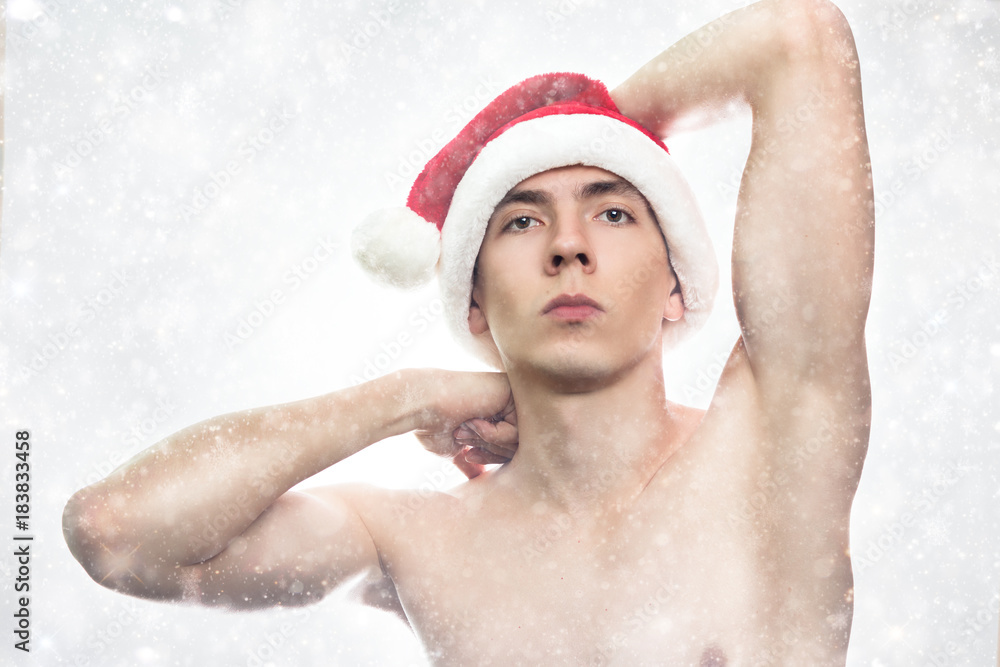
1, 0, 998, 665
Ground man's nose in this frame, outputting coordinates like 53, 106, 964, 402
546, 216, 595, 275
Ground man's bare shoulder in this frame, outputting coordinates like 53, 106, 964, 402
305, 477, 490, 553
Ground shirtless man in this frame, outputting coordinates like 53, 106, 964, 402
62, 0, 873, 664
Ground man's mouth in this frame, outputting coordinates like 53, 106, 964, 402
542, 294, 604, 321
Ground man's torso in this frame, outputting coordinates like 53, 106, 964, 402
352, 342, 862, 665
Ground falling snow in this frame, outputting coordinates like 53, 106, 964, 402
2, 1, 998, 666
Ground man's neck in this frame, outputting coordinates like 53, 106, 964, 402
495, 355, 690, 514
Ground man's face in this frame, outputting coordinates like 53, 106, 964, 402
469, 165, 684, 387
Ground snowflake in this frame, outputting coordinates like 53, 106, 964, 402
173, 84, 206, 119
975, 95, 994, 117
134, 606, 162, 634
922, 515, 950, 546
981, 49, 999, 72
923, 400, 953, 423
960, 417, 979, 436
975, 83, 994, 116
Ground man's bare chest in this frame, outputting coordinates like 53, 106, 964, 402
382, 489, 757, 665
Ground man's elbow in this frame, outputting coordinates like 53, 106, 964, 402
63, 489, 112, 583
772, 0, 857, 68
63, 488, 147, 593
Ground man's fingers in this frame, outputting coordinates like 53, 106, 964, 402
455, 436, 513, 461
464, 447, 510, 465
453, 449, 485, 479
453, 422, 518, 459
466, 418, 518, 449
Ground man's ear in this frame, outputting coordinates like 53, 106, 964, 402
468, 287, 490, 335
663, 280, 685, 323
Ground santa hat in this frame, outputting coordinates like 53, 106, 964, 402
351, 72, 718, 366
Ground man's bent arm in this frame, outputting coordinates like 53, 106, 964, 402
613, 0, 873, 482
62, 369, 511, 608
614, 0, 873, 368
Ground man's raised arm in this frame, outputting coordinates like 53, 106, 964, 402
62, 369, 513, 608
615, 0, 873, 371
613, 0, 872, 478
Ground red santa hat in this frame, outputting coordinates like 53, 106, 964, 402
351, 72, 718, 365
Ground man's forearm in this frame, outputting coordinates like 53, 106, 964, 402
613, 0, 849, 134
63, 370, 427, 571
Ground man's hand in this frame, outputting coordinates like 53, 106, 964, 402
410, 370, 518, 478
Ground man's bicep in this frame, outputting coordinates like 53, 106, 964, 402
732, 2, 874, 386
176, 486, 384, 609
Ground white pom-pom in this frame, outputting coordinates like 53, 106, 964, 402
351, 207, 441, 289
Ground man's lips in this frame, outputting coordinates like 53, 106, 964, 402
542, 294, 604, 320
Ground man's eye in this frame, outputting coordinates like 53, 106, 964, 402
507, 216, 538, 231
598, 209, 632, 224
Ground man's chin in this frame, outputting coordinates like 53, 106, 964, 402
504, 349, 623, 393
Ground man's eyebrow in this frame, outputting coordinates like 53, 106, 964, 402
576, 179, 647, 202
492, 188, 554, 213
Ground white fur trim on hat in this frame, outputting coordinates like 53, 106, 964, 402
351, 207, 441, 289
439, 113, 719, 367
